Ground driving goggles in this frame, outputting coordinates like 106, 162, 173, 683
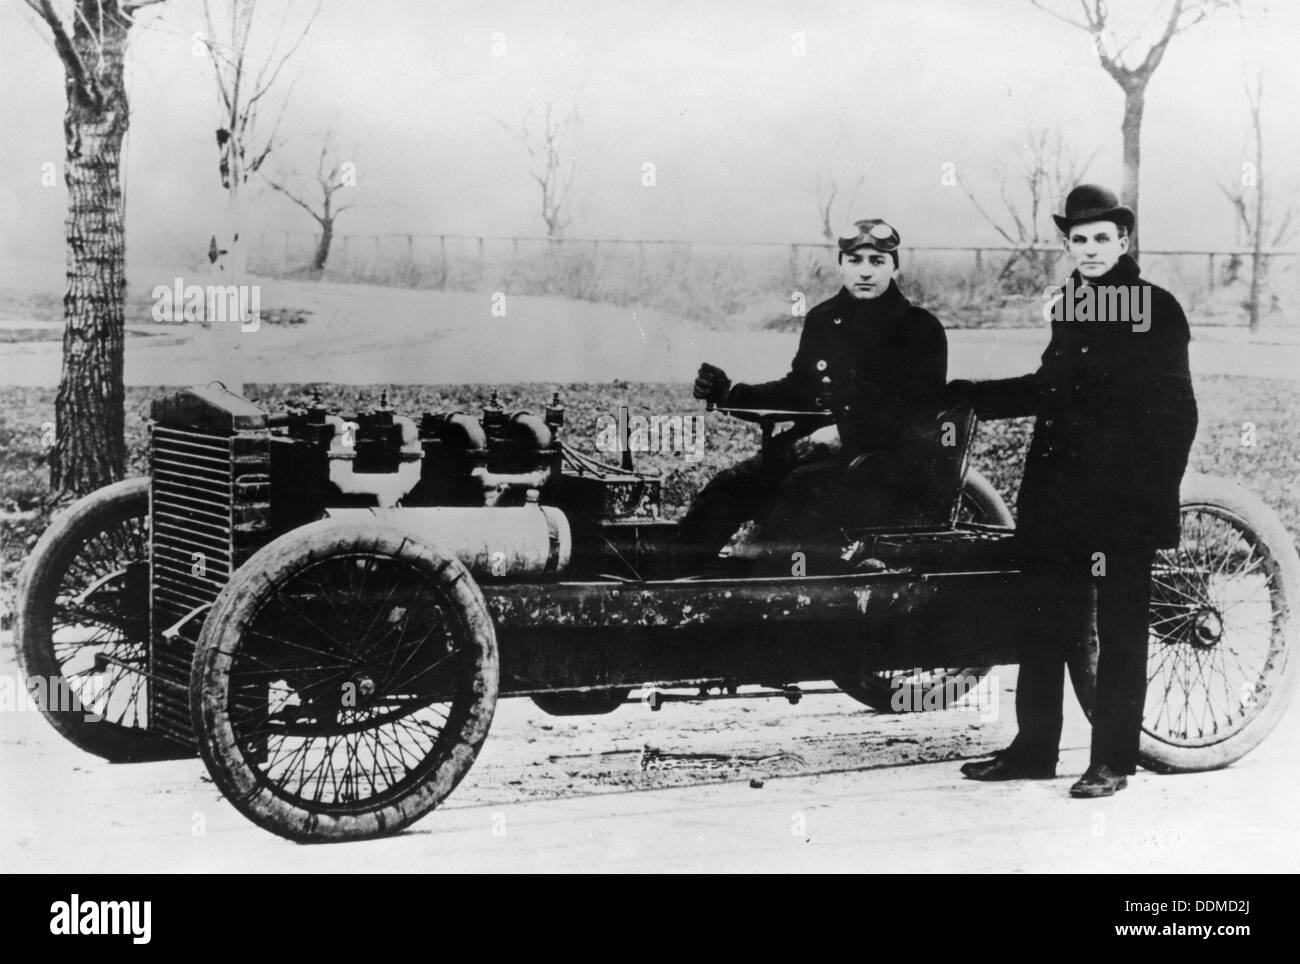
837, 219, 901, 254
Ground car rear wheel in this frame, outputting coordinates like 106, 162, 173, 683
836, 468, 1011, 712
14, 478, 179, 761
1068, 473, 1300, 772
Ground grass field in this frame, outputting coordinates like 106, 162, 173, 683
2, 374, 1297, 611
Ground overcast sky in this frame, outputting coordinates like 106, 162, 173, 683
2, 0, 1298, 269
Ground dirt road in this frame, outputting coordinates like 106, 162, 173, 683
1, 281, 1297, 387
3, 647, 1297, 873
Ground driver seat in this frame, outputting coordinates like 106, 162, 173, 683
726, 402, 978, 572
839, 402, 977, 532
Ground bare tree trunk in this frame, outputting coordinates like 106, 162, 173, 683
210, 179, 248, 395
1029, 1, 1240, 262
1120, 85, 1144, 258
312, 219, 333, 271
52, 11, 130, 496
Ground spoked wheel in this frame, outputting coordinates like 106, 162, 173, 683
192, 520, 498, 842
14, 478, 178, 761
1070, 473, 1300, 772
836, 468, 1012, 712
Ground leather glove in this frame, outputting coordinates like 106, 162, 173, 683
693, 362, 732, 404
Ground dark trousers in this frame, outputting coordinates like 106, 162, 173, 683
1011, 545, 1157, 774
675, 450, 798, 569
677, 445, 906, 570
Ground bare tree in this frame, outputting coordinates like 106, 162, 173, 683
1030, 0, 1239, 255
958, 126, 1102, 285
812, 126, 865, 242
22, 0, 165, 498
1217, 73, 1298, 332
196, 0, 320, 390
815, 172, 865, 243
496, 101, 580, 238
262, 131, 358, 273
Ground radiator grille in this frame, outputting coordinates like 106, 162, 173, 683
150, 425, 270, 746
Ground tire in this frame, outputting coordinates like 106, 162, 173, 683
13, 478, 178, 762
956, 467, 1014, 529
1068, 472, 1300, 773
192, 519, 499, 842
836, 469, 1013, 711
531, 689, 630, 716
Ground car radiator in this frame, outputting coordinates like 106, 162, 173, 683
148, 388, 272, 747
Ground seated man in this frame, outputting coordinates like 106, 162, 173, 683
676, 219, 948, 572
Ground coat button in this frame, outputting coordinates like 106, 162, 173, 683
1081, 346, 1090, 353
816, 360, 828, 371
833, 317, 842, 325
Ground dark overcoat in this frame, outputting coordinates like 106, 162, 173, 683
963, 254, 1198, 554
726, 281, 948, 457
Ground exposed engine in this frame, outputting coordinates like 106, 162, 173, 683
151, 384, 671, 594
144, 384, 674, 746
267, 386, 660, 519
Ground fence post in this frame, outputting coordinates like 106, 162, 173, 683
1207, 253, 1215, 292
789, 243, 799, 290
439, 235, 448, 288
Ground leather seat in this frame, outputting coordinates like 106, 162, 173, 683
840, 402, 976, 531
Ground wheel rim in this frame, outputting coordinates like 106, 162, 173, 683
226, 551, 482, 814
40, 511, 152, 732
1144, 505, 1288, 748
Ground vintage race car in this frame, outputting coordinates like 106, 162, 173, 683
14, 384, 1300, 841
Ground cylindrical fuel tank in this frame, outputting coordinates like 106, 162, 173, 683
324, 505, 571, 578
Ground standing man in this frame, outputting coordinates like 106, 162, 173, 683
951, 184, 1198, 797
678, 219, 948, 571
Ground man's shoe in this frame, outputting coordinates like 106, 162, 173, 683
960, 752, 1056, 781
1069, 764, 1128, 798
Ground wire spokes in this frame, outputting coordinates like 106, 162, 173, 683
46, 514, 152, 731
1143, 507, 1281, 748
228, 552, 471, 812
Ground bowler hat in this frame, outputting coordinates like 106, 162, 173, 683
1052, 184, 1135, 233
